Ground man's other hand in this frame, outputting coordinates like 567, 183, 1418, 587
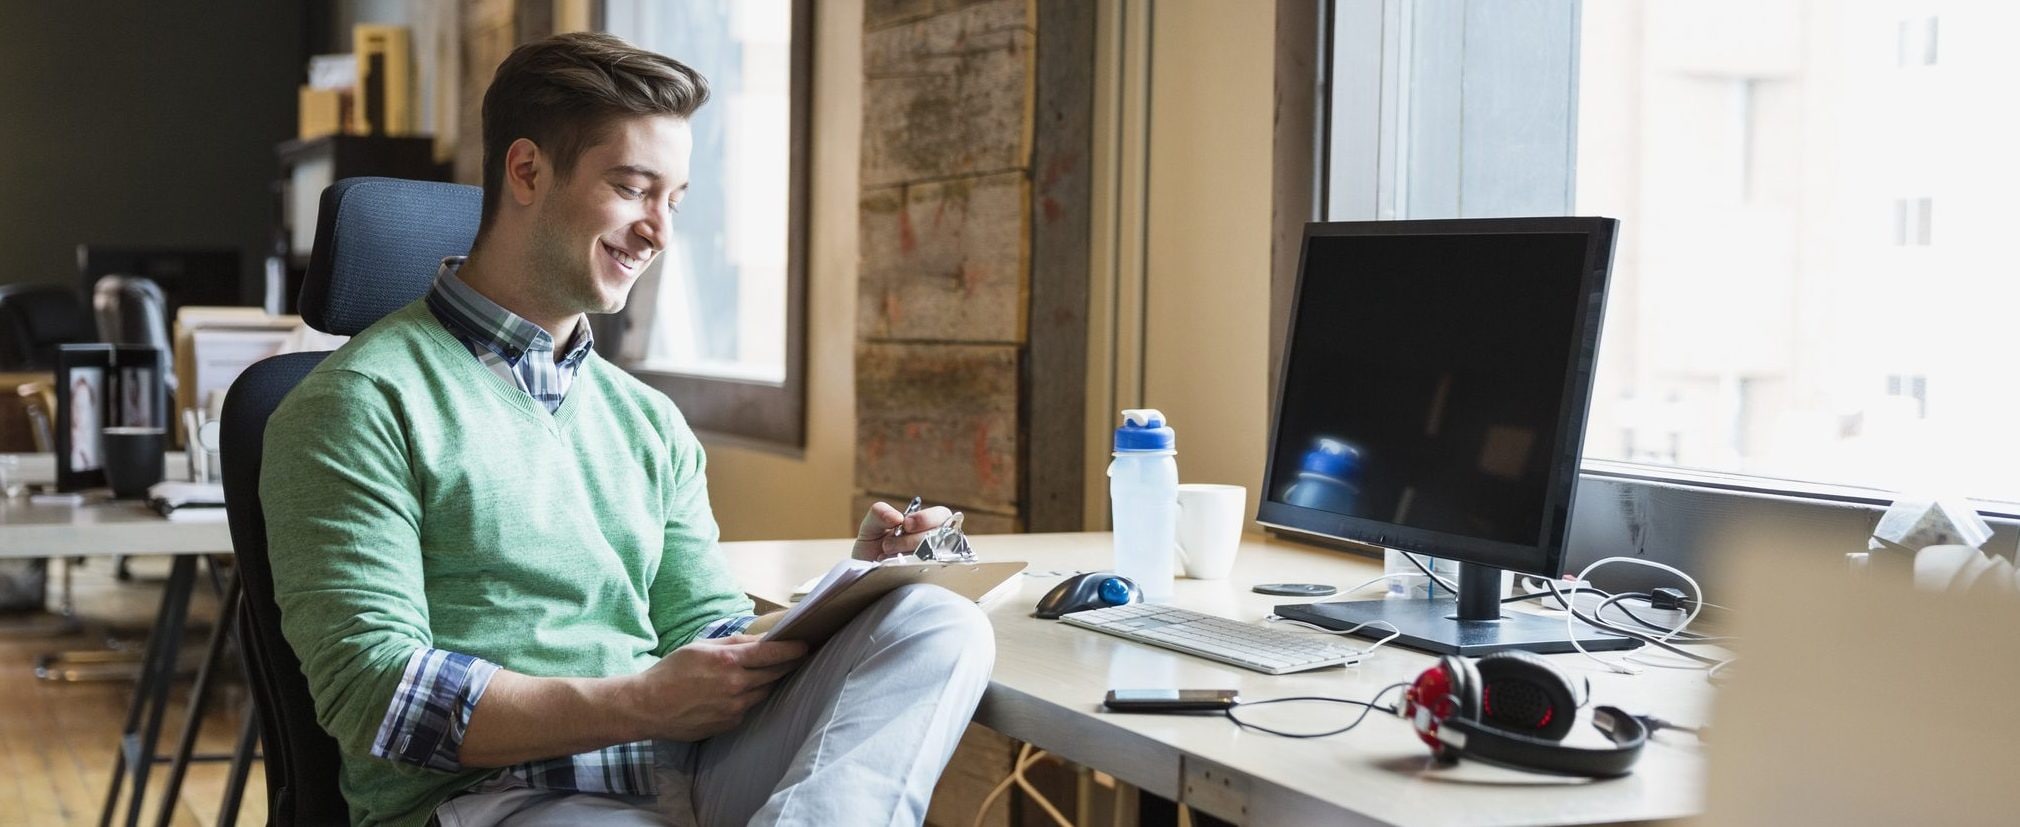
629, 635, 807, 741
853, 501, 954, 561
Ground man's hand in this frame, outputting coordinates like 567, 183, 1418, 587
625, 635, 808, 742
854, 501, 955, 561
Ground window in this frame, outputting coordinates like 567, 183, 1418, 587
1898, 16, 1939, 67
600, 0, 810, 445
1329, 0, 2020, 503
1892, 196, 1933, 246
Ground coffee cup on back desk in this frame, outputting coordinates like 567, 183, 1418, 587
1176, 483, 1247, 580
102, 427, 166, 499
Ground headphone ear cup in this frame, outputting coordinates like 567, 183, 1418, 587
1474, 651, 1578, 741
1446, 655, 1482, 722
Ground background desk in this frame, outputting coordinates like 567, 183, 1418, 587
723, 532, 1711, 826
0, 451, 247, 827
0, 452, 230, 559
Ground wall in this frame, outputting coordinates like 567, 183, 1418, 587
1139, 1, 1278, 502
703, 0, 1282, 537
699, 0, 1278, 542
0, 3, 303, 299
701, 0, 862, 541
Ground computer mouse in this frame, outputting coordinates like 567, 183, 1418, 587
1035, 572, 1141, 619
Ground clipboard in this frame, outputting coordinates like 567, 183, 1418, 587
765, 560, 1027, 645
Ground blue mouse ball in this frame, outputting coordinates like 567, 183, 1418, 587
1034, 571, 1144, 619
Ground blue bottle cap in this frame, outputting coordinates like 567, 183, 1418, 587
1300, 438, 1359, 479
1114, 408, 1175, 452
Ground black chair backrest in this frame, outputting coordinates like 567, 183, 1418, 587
302, 176, 482, 337
0, 283, 93, 370
220, 352, 340, 826
91, 275, 173, 352
222, 176, 481, 825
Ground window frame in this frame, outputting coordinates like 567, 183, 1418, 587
598, 0, 812, 448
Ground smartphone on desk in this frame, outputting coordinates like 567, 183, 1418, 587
1103, 689, 1240, 712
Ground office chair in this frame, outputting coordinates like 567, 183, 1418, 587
220, 177, 481, 826
90, 275, 175, 582
0, 282, 93, 370
92, 275, 174, 357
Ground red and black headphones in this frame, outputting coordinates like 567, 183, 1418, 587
1401, 652, 1648, 778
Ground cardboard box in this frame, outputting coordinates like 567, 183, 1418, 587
352, 24, 415, 136
172, 308, 298, 422
298, 86, 348, 140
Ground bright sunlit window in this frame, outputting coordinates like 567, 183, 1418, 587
1575, 0, 2020, 501
605, 0, 790, 383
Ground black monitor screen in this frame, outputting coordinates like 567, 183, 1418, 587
1262, 219, 1613, 575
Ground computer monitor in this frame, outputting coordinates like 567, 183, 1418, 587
77, 246, 247, 321
1260, 217, 1639, 656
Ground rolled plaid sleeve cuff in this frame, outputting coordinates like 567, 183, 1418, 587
696, 614, 759, 639
369, 648, 501, 772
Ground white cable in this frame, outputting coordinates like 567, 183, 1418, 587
1265, 616, 1403, 658
972, 743, 1070, 827
1560, 556, 1707, 676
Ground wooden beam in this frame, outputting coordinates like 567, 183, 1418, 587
862, 0, 1034, 188
859, 173, 1030, 345
1024, 0, 1095, 532
857, 343, 1022, 514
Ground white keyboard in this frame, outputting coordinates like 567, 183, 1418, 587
1060, 603, 1365, 674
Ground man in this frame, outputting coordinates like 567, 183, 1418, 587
262, 32, 994, 827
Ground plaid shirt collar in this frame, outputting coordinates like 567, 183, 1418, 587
425, 257, 595, 368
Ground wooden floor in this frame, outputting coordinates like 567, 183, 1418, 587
0, 556, 266, 826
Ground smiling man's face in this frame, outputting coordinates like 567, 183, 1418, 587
526, 113, 692, 318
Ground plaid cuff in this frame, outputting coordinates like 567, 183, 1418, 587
370, 648, 501, 772
697, 614, 759, 639
510, 741, 657, 795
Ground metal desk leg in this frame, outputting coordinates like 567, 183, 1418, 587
98, 555, 199, 827
218, 709, 259, 827
153, 562, 239, 827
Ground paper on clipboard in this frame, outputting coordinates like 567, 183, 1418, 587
765, 558, 1026, 645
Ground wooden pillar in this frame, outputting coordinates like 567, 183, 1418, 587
453, 0, 562, 185
857, 0, 1093, 535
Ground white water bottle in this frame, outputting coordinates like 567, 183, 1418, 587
1109, 409, 1178, 602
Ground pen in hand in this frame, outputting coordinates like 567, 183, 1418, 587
892, 496, 923, 539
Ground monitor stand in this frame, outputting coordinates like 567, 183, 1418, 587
1271, 562, 1643, 656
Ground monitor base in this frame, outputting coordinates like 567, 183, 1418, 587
1272, 597, 1644, 657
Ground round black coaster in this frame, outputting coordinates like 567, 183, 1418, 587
1251, 582, 1339, 597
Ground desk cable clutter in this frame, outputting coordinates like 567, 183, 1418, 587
1270, 552, 1736, 679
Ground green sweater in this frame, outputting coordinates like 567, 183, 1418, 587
261, 302, 753, 827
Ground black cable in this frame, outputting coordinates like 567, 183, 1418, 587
1553, 588, 1724, 665
1599, 593, 1736, 643
1403, 553, 1454, 597
1224, 682, 1412, 739
1638, 714, 1707, 739
1502, 585, 1612, 605
1510, 577, 1735, 645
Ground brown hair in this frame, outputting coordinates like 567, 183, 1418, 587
478, 31, 709, 229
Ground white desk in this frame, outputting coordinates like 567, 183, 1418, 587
723, 532, 1712, 826
0, 452, 230, 559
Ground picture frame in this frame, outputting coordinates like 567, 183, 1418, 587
55, 344, 115, 492
111, 344, 169, 431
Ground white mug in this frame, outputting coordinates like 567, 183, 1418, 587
1175, 483, 1246, 580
